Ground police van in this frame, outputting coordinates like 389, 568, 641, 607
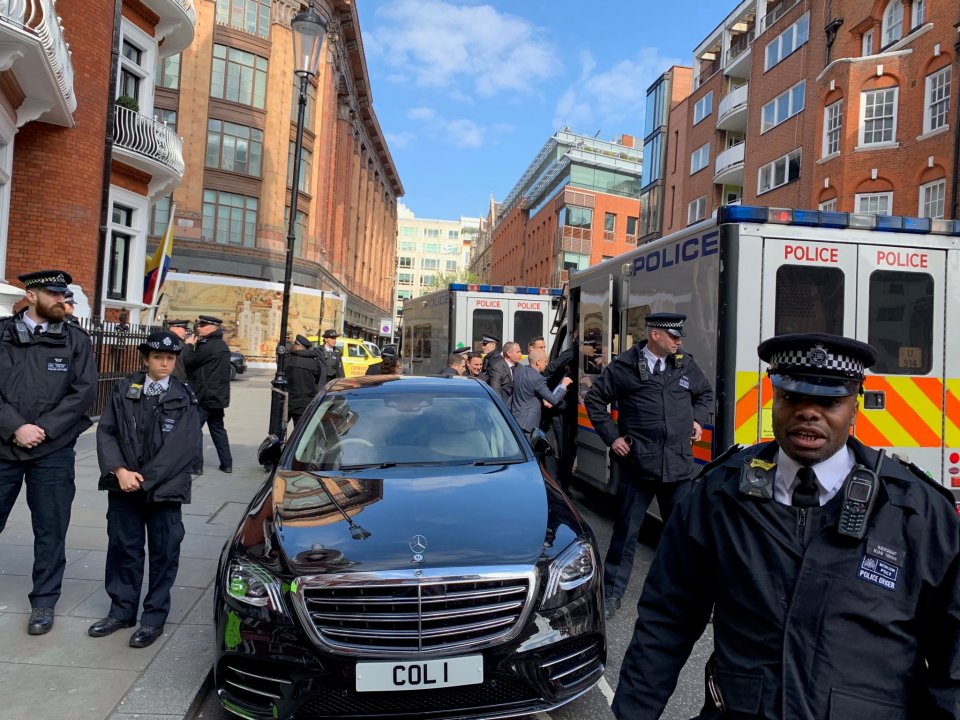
401, 283, 562, 376
564, 205, 960, 506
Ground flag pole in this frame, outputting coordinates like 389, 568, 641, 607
143, 201, 176, 327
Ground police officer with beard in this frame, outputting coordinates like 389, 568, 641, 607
184, 315, 232, 474
90, 330, 200, 648
0, 270, 97, 635
613, 333, 960, 720
286, 335, 321, 427
317, 329, 345, 384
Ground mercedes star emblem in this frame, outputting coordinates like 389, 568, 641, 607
409, 534, 427, 563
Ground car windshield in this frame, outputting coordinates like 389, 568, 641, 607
364, 342, 382, 358
289, 390, 524, 471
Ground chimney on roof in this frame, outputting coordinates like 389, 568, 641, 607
617, 134, 635, 148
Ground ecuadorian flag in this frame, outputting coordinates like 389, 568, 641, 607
143, 202, 176, 306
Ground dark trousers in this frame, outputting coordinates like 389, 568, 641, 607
105, 492, 185, 626
196, 406, 232, 471
0, 445, 77, 608
602, 473, 691, 602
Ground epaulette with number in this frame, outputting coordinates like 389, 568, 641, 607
892, 456, 956, 506
695, 443, 744, 481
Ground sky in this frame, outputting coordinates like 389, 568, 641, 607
355, 0, 724, 221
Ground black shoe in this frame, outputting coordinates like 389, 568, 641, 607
129, 624, 164, 648
28, 607, 55, 635
604, 596, 621, 621
192, 468, 203, 476
219, 465, 232, 473
88, 617, 135, 638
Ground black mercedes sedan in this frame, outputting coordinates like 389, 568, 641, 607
213, 375, 605, 720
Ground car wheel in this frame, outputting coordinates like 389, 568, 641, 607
229, 364, 238, 381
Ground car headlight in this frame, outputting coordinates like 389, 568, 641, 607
225, 559, 284, 612
541, 538, 597, 611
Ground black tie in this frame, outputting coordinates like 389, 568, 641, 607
792, 467, 820, 508
652, 359, 662, 375
33, 324, 42, 337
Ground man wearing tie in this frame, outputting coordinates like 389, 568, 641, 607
612, 332, 960, 719
584, 312, 713, 619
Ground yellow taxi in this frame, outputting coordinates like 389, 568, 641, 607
306, 336, 378, 377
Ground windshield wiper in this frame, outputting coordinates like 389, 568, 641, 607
336, 462, 399, 471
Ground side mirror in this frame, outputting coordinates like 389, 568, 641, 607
531, 428, 554, 457
258, 434, 283, 468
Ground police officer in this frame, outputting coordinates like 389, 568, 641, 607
480, 334, 500, 375
318, 329, 345, 384
63, 290, 78, 324
90, 330, 201, 648
165, 319, 191, 381
184, 315, 232, 474
286, 334, 321, 427
0, 270, 97, 635
584, 312, 714, 620
613, 333, 960, 719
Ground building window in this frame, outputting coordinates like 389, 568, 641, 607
626, 216, 638, 237
765, 12, 809, 71
911, 0, 925, 28
560, 206, 592, 228
156, 53, 180, 90
690, 143, 710, 174
399, 228, 415, 238
117, 22, 155, 116
108, 204, 133, 301
150, 195, 172, 237
859, 87, 898, 146
693, 91, 713, 125
211, 45, 268, 109
822, 100, 842, 157
758, 149, 801, 194
420, 274, 435, 287
202, 189, 258, 247
156, 108, 177, 131
215, 0, 271, 38
443, 244, 459, 255
423, 242, 440, 253
396, 290, 412, 300
687, 196, 706, 224
862, 29, 874, 56
397, 273, 413, 286
761, 81, 805, 133
819, 198, 838, 212
206, 119, 263, 176
855, 191, 893, 215
923, 67, 951, 134
919, 179, 945, 218
120, 41, 143, 102
881, 1, 903, 47
447, 230, 459, 239
286, 142, 312, 193
445, 260, 458, 271
283, 207, 308, 257
290, 76, 317, 124
604, 212, 616, 232
424, 228, 440, 238
421, 258, 439, 270
397, 256, 413, 269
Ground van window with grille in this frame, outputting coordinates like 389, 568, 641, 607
868, 271, 933, 374
472, 310, 502, 351
775, 266, 844, 335
513, 311, 543, 352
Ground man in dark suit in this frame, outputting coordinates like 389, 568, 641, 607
286, 335, 322, 427
509, 349, 571, 441
184, 315, 232, 474
488, 341, 521, 403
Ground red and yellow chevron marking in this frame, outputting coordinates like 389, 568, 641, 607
733, 371, 960, 450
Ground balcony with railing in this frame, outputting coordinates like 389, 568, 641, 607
759, 0, 801, 34
555, 225, 592, 255
724, 29, 754, 78
112, 105, 184, 199
0, 0, 76, 127
714, 142, 745, 186
717, 83, 749, 132
140, 0, 196, 58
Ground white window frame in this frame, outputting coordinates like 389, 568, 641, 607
116, 20, 156, 119
822, 100, 842, 157
819, 198, 838, 212
858, 87, 898, 147
923, 67, 951, 135
862, 28, 875, 56
0, 108, 14, 282
855, 191, 893, 216
764, 12, 809, 71
693, 91, 713, 125
918, 179, 945, 219
690, 143, 710, 174
687, 196, 707, 225
911, 0, 925, 28
881, 1, 903, 48
105, 185, 149, 310
761, 80, 806, 133
757, 148, 801, 195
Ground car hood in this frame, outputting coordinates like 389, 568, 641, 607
262, 463, 564, 575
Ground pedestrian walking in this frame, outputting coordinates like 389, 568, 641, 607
584, 312, 714, 619
286, 334, 321, 427
90, 330, 201, 648
0, 270, 97, 635
184, 315, 232, 474
318, 329, 345, 384
613, 332, 960, 720
165, 319, 191, 381
488, 341, 521, 403
509, 349, 570, 442
438, 351, 466, 377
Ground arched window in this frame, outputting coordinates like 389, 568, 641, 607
881, 1, 903, 47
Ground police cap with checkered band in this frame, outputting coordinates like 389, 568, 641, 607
645, 312, 686, 338
138, 330, 183, 355
18, 270, 72, 293
758, 332, 877, 397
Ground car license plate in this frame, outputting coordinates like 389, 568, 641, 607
355, 654, 483, 692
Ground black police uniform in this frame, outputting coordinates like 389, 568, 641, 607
96, 370, 201, 629
0, 307, 97, 611
184, 320, 232, 472
613, 438, 960, 719
317, 342, 344, 385
166, 320, 191, 382
286, 341, 322, 426
584, 339, 714, 604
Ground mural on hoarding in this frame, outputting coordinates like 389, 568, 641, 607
156, 273, 344, 363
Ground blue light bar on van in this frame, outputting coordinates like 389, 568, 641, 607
718, 205, 960, 236
721, 205, 768, 222
447, 283, 564, 295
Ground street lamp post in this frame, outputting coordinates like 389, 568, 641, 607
269, 0, 327, 440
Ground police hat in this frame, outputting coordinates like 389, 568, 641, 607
18, 270, 72, 293
646, 312, 686, 338
63, 290, 76, 306
197, 315, 222, 326
758, 332, 877, 397
481, 334, 499, 346
138, 330, 183, 355
452, 346, 471, 355
322, 329, 339, 339
167, 319, 190, 328
294, 334, 313, 349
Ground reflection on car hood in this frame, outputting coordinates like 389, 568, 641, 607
270, 463, 550, 574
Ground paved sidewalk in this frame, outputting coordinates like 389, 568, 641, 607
0, 372, 274, 719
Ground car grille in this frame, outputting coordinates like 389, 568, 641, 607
293, 569, 537, 656
536, 634, 605, 693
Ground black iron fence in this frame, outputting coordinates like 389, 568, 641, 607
79, 317, 161, 418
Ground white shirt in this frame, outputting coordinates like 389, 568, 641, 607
774, 445, 854, 506
144, 375, 171, 392
21, 315, 47, 334
641, 345, 666, 374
